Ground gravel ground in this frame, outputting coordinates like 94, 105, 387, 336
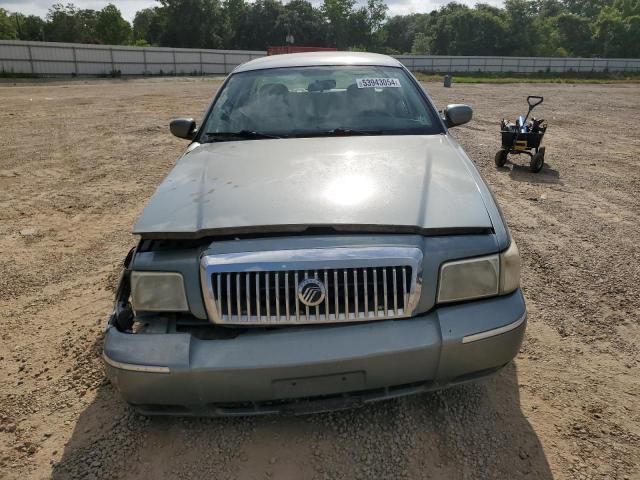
0, 77, 638, 480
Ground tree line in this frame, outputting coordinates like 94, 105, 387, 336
1, 0, 639, 58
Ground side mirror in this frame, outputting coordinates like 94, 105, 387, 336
170, 118, 196, 140
443, 104, 473, 128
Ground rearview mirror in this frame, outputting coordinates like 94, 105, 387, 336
308, 79, 336, 92
443, 104, 473, 128
170, 118, 196, 140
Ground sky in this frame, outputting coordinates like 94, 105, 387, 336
1, 0, 504, 22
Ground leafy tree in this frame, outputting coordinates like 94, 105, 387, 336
503, 0, 539, 55
223, 0, 249, 48
553, 13, 594, 57
44, 4, 99, 43
475, 3, 506, 17
130, 38, 151, 46
95, 4, 131, 45
277, 0, 328, 46
426, 6, 509, 55
13, 14, 47, 41
43, 3, 75, 42
3, 0, 640, 58
427, 3, 467, 54
364, 0, 388, 48
562, 0, 615, 19
347, 7, 370, 47
0, 8, 18, 39
536, 0, 564, 18
242, 0, 286, 48
76, 9, 100, 43
594, 1, 640, 57
159, 0, 226, 48
133, 8, 166, 45
383, 15, 420, 53
411, 32, 430, 54
322, 0, 356, 48
615, 0, 640, 16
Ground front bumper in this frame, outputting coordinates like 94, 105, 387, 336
104, 290, 526, 416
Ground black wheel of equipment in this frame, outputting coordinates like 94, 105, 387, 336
495, 149, 508, 168
530, 147, 545, 172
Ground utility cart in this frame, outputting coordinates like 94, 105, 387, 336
495, 96, 547, 172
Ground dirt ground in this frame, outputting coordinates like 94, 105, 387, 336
0, 77, 638, 480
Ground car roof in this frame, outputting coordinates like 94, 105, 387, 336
233, 51, 404, 73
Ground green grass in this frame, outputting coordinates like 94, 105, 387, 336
0, 70, 39, 79
412, 71, 640, 84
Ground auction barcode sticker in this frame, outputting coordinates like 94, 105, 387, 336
356, 78, 401, 88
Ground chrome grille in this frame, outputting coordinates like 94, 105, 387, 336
200, 247, 423, 325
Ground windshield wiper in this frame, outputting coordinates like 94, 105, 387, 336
204, 130, 283, 142
294, 128, 384, 138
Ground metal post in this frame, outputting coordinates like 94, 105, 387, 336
72, 46, 78, 75
172, 49, 177, 75
27, 44, 34, 75
143, 48, 147, 75
223, 52, 227, 74
199, 50, 203, 75
109, 47, 114, 74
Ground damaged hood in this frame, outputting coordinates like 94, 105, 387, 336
133, 135, 493, 239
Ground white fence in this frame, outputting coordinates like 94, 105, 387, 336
1, 40, 639, 76
0, 40, 265, 76
395, 55, 640, 73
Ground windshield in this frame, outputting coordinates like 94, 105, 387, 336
200, 65, 443, 141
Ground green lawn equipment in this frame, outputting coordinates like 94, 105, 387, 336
495, 96, 547, 172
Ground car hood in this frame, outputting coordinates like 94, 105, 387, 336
133, 135, 494, 239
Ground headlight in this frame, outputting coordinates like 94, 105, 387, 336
499, 239, 520, 295
438, 255, 499, 303
130, 271, 189, 312
437, 239, 520, 303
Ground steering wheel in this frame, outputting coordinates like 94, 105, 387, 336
232, 109, 257, 130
